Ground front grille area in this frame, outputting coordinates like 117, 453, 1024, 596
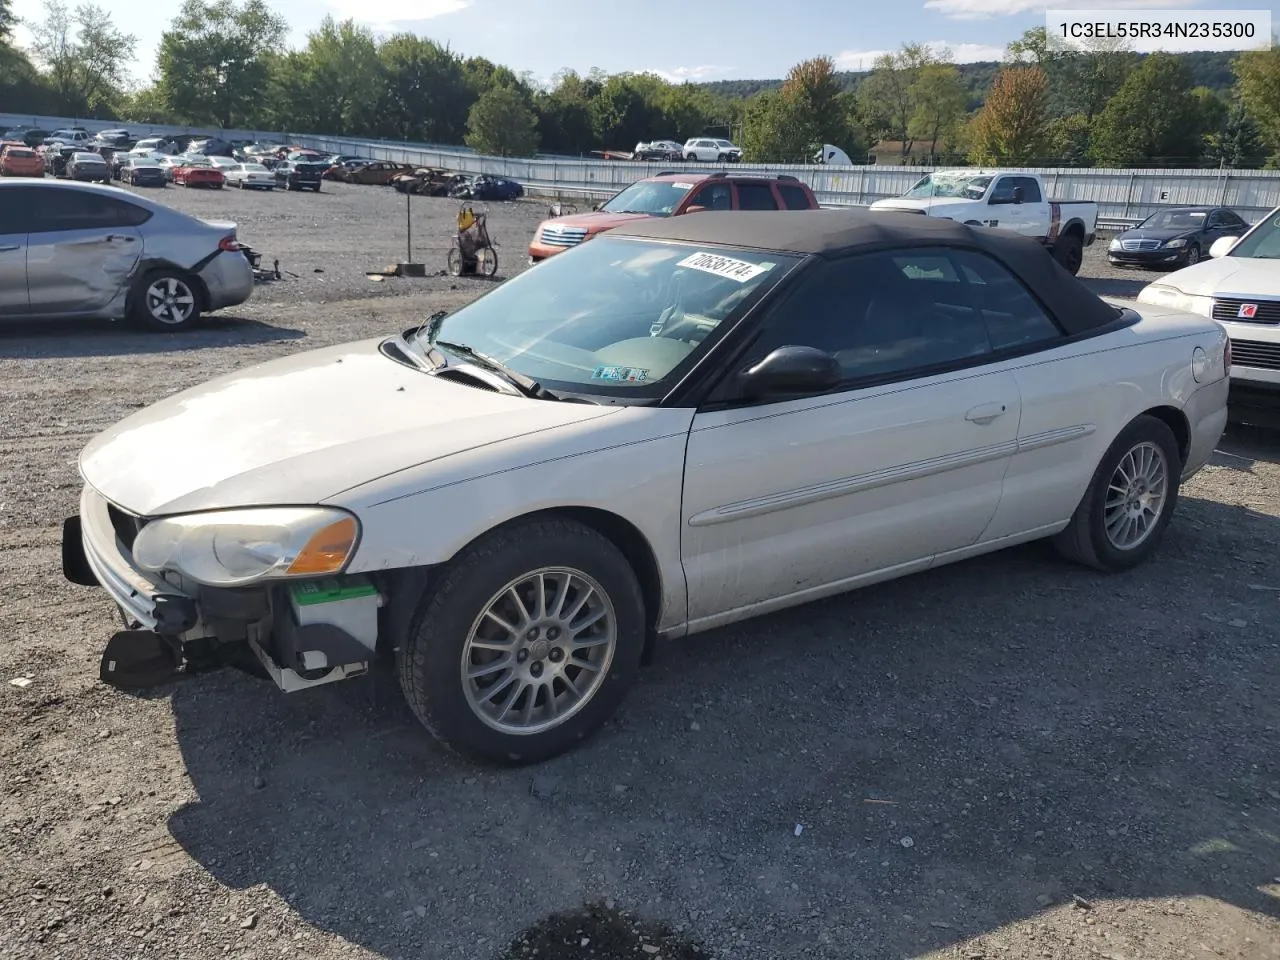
540, 225, 588, 247
1120, 238, 1162, 251
106, 503, 146, 550
1213, 297, 1280, 325
1229, 338, 1280, 370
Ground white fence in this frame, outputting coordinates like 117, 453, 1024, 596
7, 111, 1280, 222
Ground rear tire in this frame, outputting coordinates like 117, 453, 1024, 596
1052, 414, 1182, 572
397, 518, 646, 764
129, 269, 202, 332
1053, 232, 1084, 275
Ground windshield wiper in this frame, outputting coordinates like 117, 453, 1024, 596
434, 340, 559, 400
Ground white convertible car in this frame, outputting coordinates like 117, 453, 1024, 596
1137, 205, 1280, 419
63, 211, 1230, 764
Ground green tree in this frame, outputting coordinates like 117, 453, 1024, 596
533, 68, 600, 154
0, 0, 15, 40
376, 34, 472, 144
156, 0, 287, 128
967, 66, 1050, 164
741, 88, 813, 162
1203, 99, 1267, 168
1047, 112, 1091, 165
282, 18, 382, 136
658, 82, 720, 142
858, 44, 934, 156
1061, 36, 1136, 122
1235, 41, 1280, 156
589, 73, 664, 148
28, 0, 136, 115
908, 62, 967, 158
1089, 53, 1201, 166
466, 85, 539, 157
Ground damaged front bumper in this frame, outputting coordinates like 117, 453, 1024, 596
63, 484, 382, 692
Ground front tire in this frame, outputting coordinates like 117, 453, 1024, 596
1052, 414, 1182, 572
398, 518, 647, 764
1184, 243, 1201, 266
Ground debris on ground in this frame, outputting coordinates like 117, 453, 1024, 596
496, 902, 711, 960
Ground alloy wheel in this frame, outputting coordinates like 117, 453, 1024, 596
145, 277, 196, 325
1103, 440, 1169, 550
461, 567, 617, 736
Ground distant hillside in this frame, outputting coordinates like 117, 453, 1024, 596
700, 49, 1238, 105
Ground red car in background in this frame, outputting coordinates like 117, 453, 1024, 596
173, 159, 225, 188
0, 141, 44, 177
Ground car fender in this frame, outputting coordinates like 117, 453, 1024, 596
331, 406, 696, 635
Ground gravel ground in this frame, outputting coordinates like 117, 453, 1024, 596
2, 181, 1278, 960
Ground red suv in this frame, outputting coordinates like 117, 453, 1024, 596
528, 171, 820, 262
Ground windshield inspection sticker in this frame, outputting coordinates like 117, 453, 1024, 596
677, 251, 771, 283
592, 365, 649, 383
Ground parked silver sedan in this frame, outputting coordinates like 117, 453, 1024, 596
0, 179, 254, 331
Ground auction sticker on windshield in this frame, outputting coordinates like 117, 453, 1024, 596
678, 251, 773, 283
591, 365, 649, 383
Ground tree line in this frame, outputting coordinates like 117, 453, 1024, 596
1, 0, 1279, 169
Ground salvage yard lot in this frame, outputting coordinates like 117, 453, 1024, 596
1, 181, 1278, 960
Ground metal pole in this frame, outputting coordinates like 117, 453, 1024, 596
406, 191, 412, 263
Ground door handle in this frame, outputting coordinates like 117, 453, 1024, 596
105, 234, 134, 242
0, 244, 18, 252
965, 402, 1008, 424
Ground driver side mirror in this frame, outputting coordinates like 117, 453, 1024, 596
737, 346, 842, 399
1210, 236, 1238, 258
591, 201, 604, 211
1012, 186, 1024, 204
685, 205, 707, 214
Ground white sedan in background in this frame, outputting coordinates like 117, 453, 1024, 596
223, 162, 276, 190
1137, 206, 1280, 419
63, 211, 1228, 766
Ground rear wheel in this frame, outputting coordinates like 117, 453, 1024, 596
1053, 232, 1084, 275
397, 518, 646, 764
130, 270, 201, 332
1052, 414, 1182, 572
477, 245, 498, 278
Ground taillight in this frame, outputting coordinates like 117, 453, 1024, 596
218, 236, 242, 252
1224, 338, 1232, 376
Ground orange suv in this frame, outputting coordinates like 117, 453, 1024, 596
0, 141, 44, 177
528, 171, 820, 262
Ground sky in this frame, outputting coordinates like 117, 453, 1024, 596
9, 0, 1277, 88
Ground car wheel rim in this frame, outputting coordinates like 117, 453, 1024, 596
1187, 247, 1200, 263
145, 277, 196, 324
1103, 440, 1168, 550
461, 566, 617, 736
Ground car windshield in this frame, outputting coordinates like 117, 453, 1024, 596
296, 162, 325, 172
600, 180, 695, 217
1139, 210, 1207, 230
243, 163, 268, 173
403, 236, 800, 399
1226, 211, 1280, 259
904, 174, 993, 200
7, 148, 34, 157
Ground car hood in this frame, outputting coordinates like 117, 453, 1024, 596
868, 196, 973, 213
1118, 226, 1199, 242
540, 211, 656, 233
1152, 256, 1280, 297
78, 337, 619, 517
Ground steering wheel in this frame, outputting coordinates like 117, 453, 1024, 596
656, 312, 715, 343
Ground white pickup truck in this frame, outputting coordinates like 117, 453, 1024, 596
869, 170, 1099, 275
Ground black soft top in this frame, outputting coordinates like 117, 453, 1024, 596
613, 209, 1121, 336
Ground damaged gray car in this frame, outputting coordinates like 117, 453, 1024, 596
0, 179, 254, 331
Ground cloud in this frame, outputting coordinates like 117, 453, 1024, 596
834, 40, 1006, 70
924, 0, 1200, 19
643, 65, 734, 83
325, 0, 468, 29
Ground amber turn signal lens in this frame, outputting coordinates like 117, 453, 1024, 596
286, 516, 358, 575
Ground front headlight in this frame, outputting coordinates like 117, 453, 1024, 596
1135, 283, 1215, 317
1109, 238, 1121, 251
1165, 238, 1187, 249
133, 506, 360, 587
